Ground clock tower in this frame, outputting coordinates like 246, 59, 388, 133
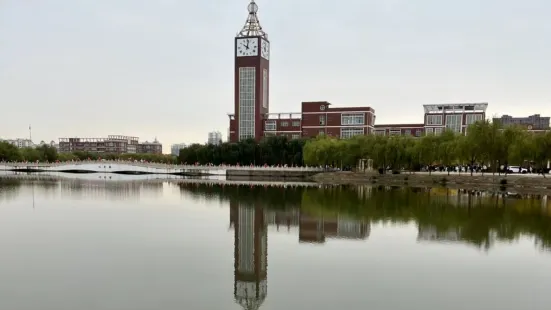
229, 0, 270, 142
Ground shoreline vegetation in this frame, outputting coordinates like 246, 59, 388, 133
312, 171, 551, 195
302, 121, 551, 176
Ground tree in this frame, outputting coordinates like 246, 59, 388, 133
461, 122, 487, 175
437, 130, 458, 175
0, 142, 22, 161
417, 134, 439, 175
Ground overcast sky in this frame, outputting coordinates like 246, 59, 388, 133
1, 0, 550, 151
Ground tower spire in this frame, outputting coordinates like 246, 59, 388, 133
237, 1, 267, 38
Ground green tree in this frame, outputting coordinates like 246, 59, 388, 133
417, 134, 439, 174
461, 122, 487, 175
437, 130, 458, 175
0, 142, 22, 161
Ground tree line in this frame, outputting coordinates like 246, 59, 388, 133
303, 121, 551, 174
178, 136, 306, 166
0, 141, 175, 163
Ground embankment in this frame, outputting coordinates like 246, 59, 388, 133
226, 169, 319, 181
312, 172, 551, 194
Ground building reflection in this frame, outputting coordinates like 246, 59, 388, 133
230, 201, 268, 310
298, 214, 370, 243
229, 201, 370, 309
59, 179, 164, 200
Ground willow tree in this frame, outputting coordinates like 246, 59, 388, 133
417, 134, 439, 174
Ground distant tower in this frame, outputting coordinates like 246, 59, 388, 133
231, 201, 268, 310
229, 0, 270, 142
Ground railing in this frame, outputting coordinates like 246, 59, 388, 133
0, 160, 326, 171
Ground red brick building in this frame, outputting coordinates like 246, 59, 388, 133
261, 101, 375, 140
227, 2, 375, 143
374, 124, 425, 137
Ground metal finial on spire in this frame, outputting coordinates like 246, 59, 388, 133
237, 0, 267, 38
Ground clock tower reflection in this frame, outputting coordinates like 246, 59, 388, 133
230, 201, 268, 310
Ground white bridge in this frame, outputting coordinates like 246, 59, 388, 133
0, 160, 325, 175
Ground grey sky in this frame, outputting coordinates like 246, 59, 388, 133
1, 0, 550, 150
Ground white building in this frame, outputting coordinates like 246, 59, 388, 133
171, 143, 186, 156
208, 131, 222, 145
0, 138, 34, 148
423, 103, 488, 135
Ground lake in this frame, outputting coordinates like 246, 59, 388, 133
0, 174, 550, 310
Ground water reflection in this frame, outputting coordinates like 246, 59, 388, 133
230, 203, 268, 310
179, 183, 551, 252
0, 176, 165, 202
1, 177, 550, 309
229, 201, 369, 310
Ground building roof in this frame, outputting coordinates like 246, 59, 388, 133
423, 103, 488, 113
374, 123, 424, 128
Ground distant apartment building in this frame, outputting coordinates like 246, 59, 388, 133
0, 138, 34, 148
171, 143, 186, 156
493, 114, 550, 131
207, 131, 222, 145
137, 138, 162, 154
58, 135, 162, 154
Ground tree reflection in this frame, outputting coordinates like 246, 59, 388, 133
0, 178, 22, 202
180, 183, 551, 251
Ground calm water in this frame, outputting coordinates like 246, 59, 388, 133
0, 175, 550, 310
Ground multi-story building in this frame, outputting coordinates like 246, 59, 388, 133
171, 143, 186, 156
226, 1, 375, 142
371, 103, 488, 137
373, 123, 425, 137
493, 114, 550, 131
423, 103, 487, 135
58, 135, 162, 154
0, 138, 34, 148
136, 138, 162, 154
261, 101, 375, 140
207, 131, 222, 145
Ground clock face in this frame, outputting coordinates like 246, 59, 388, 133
236, 38, 258, 57
261, 40, 270, 60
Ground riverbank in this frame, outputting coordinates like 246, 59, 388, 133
226, 169, 321, 180
312, 171, 551, 194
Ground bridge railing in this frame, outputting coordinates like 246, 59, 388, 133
0, 160, 328, 171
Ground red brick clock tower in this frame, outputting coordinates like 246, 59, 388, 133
228, 1, 270, 142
